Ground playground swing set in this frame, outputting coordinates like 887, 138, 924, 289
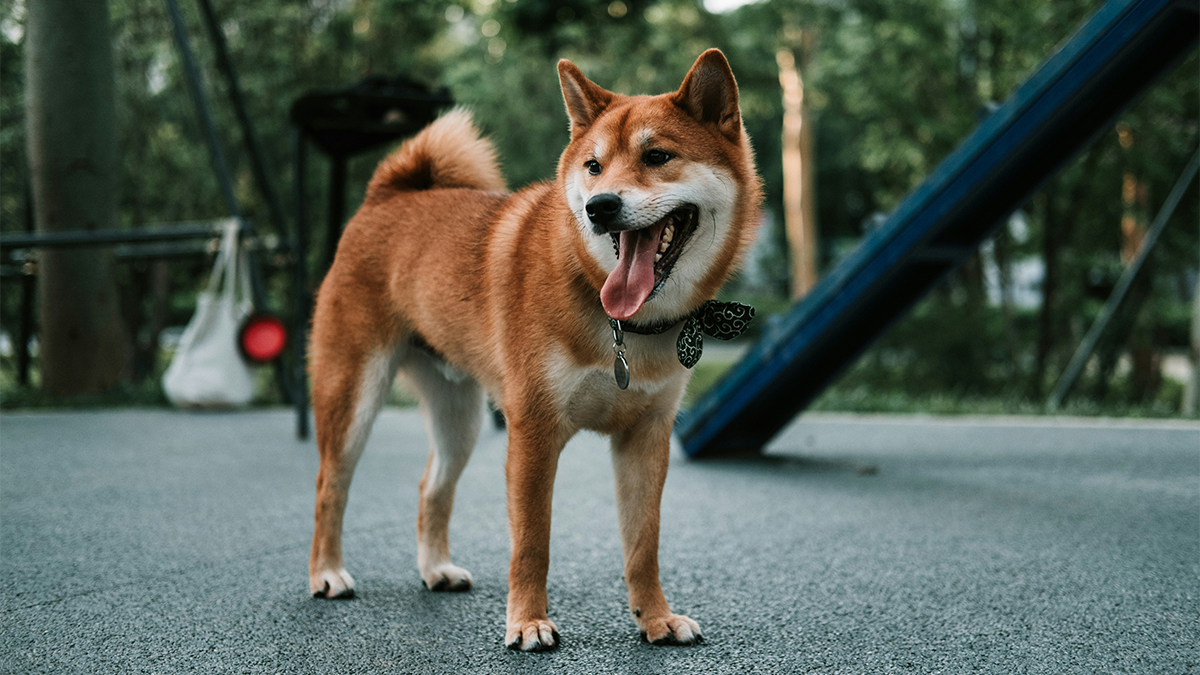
2, 0, 448, 430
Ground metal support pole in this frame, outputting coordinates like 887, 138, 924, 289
17, 271, 34, 386
17, 182, 34, 385
293, 128, 311, 440
194, 0, 287, 239
1184, 270, 1200, 416
163, 0, 241, 219
1047, 147, 1200, 411
323, 154, 348, 275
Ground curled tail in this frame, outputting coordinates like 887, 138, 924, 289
367, 108, 506, 198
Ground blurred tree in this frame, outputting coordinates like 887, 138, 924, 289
1185, 272, 1200, 415
24, 0, 128, 395
777, 42, 817, 299
1, 2, 28, 346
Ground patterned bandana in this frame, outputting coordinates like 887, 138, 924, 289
608, 300, 755, 369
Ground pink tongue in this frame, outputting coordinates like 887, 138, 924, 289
601, 228, 660, 321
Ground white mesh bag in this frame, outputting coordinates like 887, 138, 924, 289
162, 220, 255, 408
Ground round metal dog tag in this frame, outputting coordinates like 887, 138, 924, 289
614, 354, 630, 390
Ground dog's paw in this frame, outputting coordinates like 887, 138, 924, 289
640, 613, 702, 646
505, 618, 560, 652
421, 563, 473, 592
310, 567, 356, 599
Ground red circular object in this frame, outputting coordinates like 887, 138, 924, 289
239, 314, 288, 363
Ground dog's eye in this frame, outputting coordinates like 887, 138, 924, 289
584, 160, 602, 176
644, 149, 672, 166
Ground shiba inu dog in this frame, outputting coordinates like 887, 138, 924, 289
308, 49, 762, 651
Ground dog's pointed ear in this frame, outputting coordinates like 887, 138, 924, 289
673, 49, 742, 143
558, 60, 613, 139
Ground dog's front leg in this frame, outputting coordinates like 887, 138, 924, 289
612, 415, 701, 645
503, 412, 568, 651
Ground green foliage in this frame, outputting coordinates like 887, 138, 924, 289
1, 5, 29, 351
0, 0, 1195, 413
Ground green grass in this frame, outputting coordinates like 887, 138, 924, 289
388, 379, 419, 407
679, 352, 1195, 419
3, 349, 1193, 420
682, 360, 735, 408
0, 352, 280, 410
807, 386, 1188, 418
0, 373, 169, 409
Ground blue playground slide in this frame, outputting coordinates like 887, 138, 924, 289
677, 0, 1199, 457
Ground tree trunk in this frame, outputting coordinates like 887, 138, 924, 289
799, 81, 818, 293
1033, 150, 1099, 396
1033, 191, 1060, 396
992, 223, 1019, 363
1183, 271, 1200, 416
25, 0, 127, 395
778, 41, 818, 300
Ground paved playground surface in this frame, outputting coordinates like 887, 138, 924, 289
1, 408, 1196, 673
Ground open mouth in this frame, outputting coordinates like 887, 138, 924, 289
601, 205, 699, 321
611, 205, 698, 290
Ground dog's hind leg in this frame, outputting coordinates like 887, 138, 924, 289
402, 349, 483, 591
309, 341, 404, 599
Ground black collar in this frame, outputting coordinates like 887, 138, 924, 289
613, 315, 685, 336
608, 299, 755, 369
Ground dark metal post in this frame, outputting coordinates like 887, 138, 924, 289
163, 0, 240, 219
294, 128, 311, 440
323, 154, 348, 275
17, 183, 35, 385
17, 269, 34, 386
193, 0, 287, 239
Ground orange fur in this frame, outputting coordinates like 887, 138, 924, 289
368, 108, 506, 197
308, 50, 762, 651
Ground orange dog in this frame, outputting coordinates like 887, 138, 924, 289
308, 49, 762, 650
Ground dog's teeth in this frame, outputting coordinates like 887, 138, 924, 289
655, 252, 662, 262
658, 240, 669, 253
662, 227, 673, 243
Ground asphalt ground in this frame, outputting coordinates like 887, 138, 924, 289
1, 408, 1196, 674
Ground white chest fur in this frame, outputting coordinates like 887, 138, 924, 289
543, 347, 684, 430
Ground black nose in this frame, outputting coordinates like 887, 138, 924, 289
585, 193, 623, 231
